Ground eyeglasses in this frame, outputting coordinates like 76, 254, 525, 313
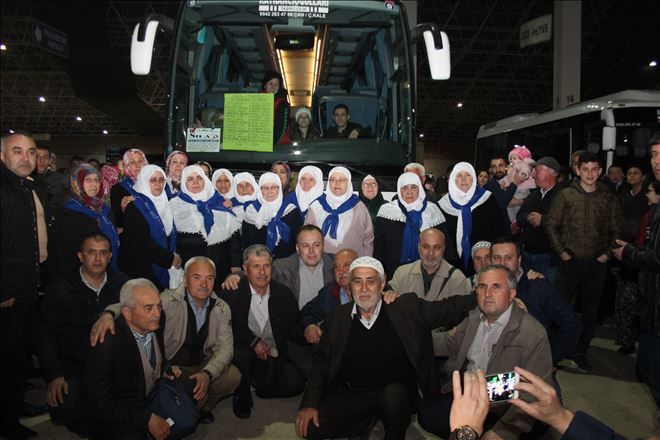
363, 182, 377, 188
149, 177, 166, 184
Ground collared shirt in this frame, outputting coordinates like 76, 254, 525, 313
350, 299, 383, 330
298, 258, 325, 309
130, 326, 155, 362
421, 266, 439, 295
249, 284, 271, 333
33, 190, 48, 263
540, 184, 555, 199
80, 267, 108, 297
185, 292, 210, 332
466, 304, 514, 372
339, 287, 351, 305
515, 267, 524, 282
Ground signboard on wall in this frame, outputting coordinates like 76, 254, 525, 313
222, 93, 274, 152
520, 14, 552, 49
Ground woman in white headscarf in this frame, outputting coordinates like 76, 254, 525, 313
119, 165, 181, 290
212, 168, 236, 207
242, 172, 302, 258
438, 162, 505, 274
170, 165, 242, 290
374, 172, 446, 279
232, 172, 259, 223
288, 165, 324, 220
305, 166, 374, 256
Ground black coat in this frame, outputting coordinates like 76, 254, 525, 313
119, 203, 175, 291
50, 206, 104, 278
177, 230, 242, 293
220, 277, 306, 356
516, 183, 565, 255
37, 270, 128, 382
440, 195, 506, 274
0, 161, 51, 303
110, 181, 131, 228
84, 314, 166, 431
299, 292, 477, 409
241, 208, 303, 259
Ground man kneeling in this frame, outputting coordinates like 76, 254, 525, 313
295, 256, 476, 439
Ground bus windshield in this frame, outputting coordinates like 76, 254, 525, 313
163, 0, 421, 181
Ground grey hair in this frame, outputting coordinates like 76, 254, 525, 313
184, 256, 216, 275
242, 244, 272, 264
476, 264, 517, 290
404, 162, 425, 175
119, 278, 159, 309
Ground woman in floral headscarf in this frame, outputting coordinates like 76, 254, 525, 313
50, 163, 120, 276
120, 165, 181, 290
110, 148, 147, 229
164, 150, 188, 195
170, 165, 242, 291
305, 166, 373, 256
241, 172, 302, 258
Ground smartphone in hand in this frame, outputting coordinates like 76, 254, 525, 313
486, 371, 519, 403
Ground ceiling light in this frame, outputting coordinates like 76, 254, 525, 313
75, 116, 82, 121
0, 44, 6, 51
38, 96, 46, 102
457, 102, 463, 108
650, 60, 657, 67
419, 133, 424, 138
102, 130, 108, 135
9, 129, 15, 133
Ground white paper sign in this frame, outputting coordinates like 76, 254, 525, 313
520, 14, 552, 49
186, 128, 221, 152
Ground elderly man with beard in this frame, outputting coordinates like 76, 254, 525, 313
295, 256, 476, 440
93, 257, 241, 424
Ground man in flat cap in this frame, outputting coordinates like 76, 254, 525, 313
295, 256, 476, 439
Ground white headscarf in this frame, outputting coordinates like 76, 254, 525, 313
376, 172, 445, 228
309, 166, 355, 247
170, 164, 241, 244
233, 172, 259, 204
133, 165, 174, 235
295, 165, 324, 212
212, 168, 235, 199
180, 165, 216, 201
438, 162, 491, 258
252, 172, 283, 228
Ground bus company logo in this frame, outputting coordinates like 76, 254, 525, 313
189, 128, 220, 140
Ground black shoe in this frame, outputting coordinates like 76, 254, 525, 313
618, 345, 635, 355
19, 402, 48, 417
232, 394, 251, 419
2, 422, 38, 440
198, 411, 215, 424
572, 355, 593, 373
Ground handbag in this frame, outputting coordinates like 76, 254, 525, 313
145, 378, 199, 439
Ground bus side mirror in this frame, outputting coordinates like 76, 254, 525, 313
130, 14, 174, 75
413, 23, 451, 80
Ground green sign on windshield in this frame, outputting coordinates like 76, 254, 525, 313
223, 93, 274, 152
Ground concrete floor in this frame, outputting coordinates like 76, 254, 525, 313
19, 323, 658, 440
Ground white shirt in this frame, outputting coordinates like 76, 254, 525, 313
467, 304, 513, 372
80, 268, 108, 297
350, 299, 383, 330
249, 284, 270, 333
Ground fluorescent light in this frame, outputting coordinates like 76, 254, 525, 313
419, 133, 424, 138
75, 116, 82, 121
650, 60, 657, 67
0, 44, 6, 51
102, 130, 108, 135
9, 129, 15, 133
457, 102, 463, 108
38, 96, 46, 102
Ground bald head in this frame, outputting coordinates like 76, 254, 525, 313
0, 133, 37, 177
419, 227, 445, 272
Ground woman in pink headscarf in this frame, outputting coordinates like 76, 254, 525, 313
164, 150, 188, 195
110, 148, 147, 229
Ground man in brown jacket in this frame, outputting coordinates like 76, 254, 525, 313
417, 264, 553, 440
544, 151, 622, 373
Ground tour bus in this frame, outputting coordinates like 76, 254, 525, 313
130, 0, 451, 189
475, 90, 660, 173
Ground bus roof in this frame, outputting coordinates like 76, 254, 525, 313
477, 89, 660, 139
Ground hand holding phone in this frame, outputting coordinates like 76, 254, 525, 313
486, 371, 519, 403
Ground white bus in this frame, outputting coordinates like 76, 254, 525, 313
129, 0, 451, 188
475, 90, 660, 172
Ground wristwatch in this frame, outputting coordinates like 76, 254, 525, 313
453, 425, 479, 440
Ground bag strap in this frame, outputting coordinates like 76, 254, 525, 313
432, 266, 458, 302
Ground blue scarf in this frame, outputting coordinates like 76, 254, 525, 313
119, 178, 138, 196
250, 201, 292, 252
449, 185, 486, 268
132, 194, 177, 288
176, 191, 235, 235
316, 194, 360, 240
398, 199, 427, 264
164, 184, 175, 200
284, 192, 308, 221
229, 197, 243, 207
63, 199, 120, 271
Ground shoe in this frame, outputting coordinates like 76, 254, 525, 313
198, 411, 215, 424
572, 355, 593, 373
19, 402, 48, 417
232, 394, 251, 419
2, 422, 38, 439
618, 345, 635, 355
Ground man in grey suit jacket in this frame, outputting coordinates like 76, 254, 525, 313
222, 225, 333, 309
418, 264, 553, 440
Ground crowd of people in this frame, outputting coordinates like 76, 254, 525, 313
1, 129, 659, 440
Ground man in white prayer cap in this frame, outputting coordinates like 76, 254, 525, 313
295, 256, 476, 440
